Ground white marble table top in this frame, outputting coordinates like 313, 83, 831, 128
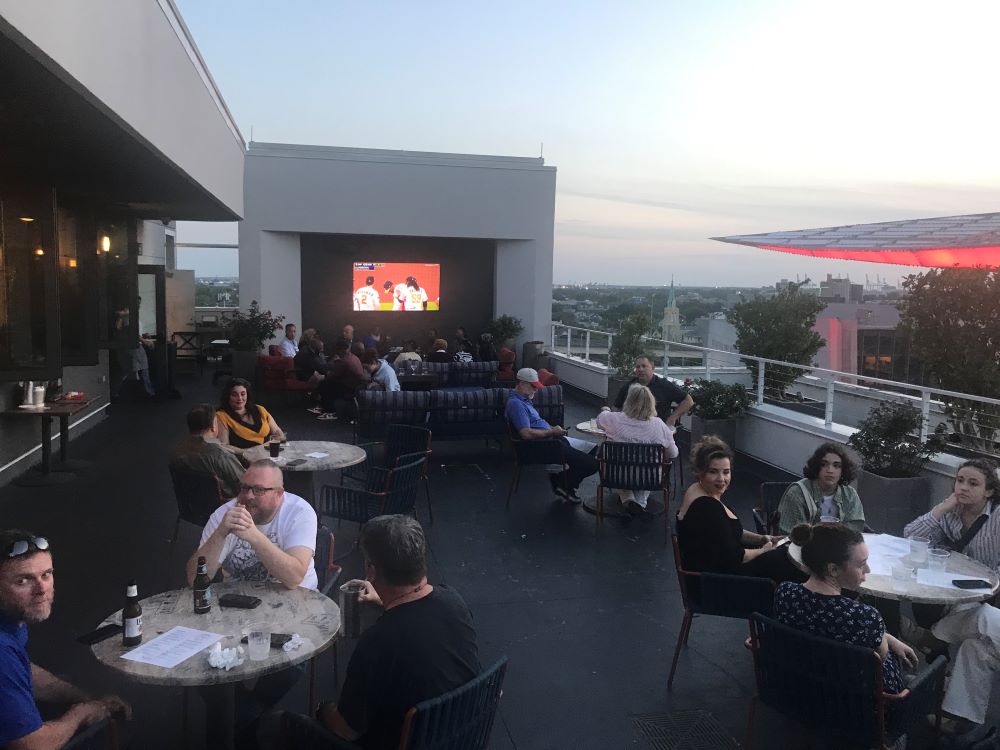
244, 440, 367, 473
91, 581, 341, 686
575, 420, 606, 437
789, 533, 1000, 605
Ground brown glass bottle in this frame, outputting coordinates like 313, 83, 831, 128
193, 556, 211, 614
123, 580, 142, 647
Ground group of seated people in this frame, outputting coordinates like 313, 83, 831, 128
273, 323, 505, 421
676, 432, 1000, 747
505, 355, 692, 508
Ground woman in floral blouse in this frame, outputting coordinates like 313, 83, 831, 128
774, 523, 917, 694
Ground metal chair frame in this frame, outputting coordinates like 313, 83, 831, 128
505, 421, 568, 508
167, 464, 226, 546
595, 441, 672, 538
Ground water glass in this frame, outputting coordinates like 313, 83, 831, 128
928, 548, 950, 571
908, 536, 929, 566
589, 418, 598, 431
247, 624, 270, 661
891, 561, 914, 592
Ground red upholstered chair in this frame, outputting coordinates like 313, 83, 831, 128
537, 368, 560, 386
496, 347, 516, 382
268, 344, 281, 356
256, 355, 313, 400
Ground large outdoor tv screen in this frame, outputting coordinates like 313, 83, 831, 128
352, 262, 441, 311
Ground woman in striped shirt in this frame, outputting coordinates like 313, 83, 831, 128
903, 458, 1000, 742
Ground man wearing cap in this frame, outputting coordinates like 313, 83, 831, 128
505, 368, 598, 502
0, 529, 131, 749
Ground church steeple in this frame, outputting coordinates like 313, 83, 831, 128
661, 277, 681, 343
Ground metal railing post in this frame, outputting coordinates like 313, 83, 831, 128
920, 391, 931, 443
756, 360, 765, 406
584, 330, 591, 363
566, 326, 572, 357
704, 351, 712, 382
825, 377, 835, 428
550, 324, 555, 351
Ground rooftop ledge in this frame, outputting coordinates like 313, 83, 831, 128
246, 142, 553, 170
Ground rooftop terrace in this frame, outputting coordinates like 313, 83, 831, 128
3, 367, 997, 748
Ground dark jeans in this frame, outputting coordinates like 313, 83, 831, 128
199, 664, 305, 750
741, 546, 808, 585
553, 437, 599, 491
319, 378, 360, 414
257, 710, 360, 750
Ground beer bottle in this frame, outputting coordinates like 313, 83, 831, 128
123, 580, 142, 647
193, 556, 211, 614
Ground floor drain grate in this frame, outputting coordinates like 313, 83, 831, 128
631, 710, 741, 750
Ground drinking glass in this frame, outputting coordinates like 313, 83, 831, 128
247, 624, 270, 661
908, 536, 929, 566
891, 561, 914, 592
928, 548, 950, 571
589, 418, 598, 431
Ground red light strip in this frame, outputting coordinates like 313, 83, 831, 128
754, 244, 1000, 268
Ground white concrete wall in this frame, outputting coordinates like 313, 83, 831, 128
240, 143, 556, 348
0, 0, 244, 217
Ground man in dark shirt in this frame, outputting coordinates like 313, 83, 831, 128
169, 404, 245, 498
306, 515, 480, 749
317, 340, 367, 419
610, 355, 693, 427
0, 530, 130, 749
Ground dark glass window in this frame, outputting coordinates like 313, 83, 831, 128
100, 219, 138, 350
0, 188, 59, 378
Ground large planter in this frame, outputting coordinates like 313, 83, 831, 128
856, 470, 931, 536
231, 350, 259, 382
688, 414, 739, 451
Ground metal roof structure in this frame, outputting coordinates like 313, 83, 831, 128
712, 212, 1000, 267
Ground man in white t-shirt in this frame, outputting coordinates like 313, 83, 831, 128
186, 459, 317, 590
353, 276, 380, 312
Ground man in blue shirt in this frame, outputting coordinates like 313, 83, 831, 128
361, 350, 401, 392
505, 368, 598, 502
0, 529, 130, 749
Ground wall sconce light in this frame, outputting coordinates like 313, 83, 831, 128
100, 235, 111, 253
18, 216, 34, 223
33, 247, 44, 257
68, 258, 78, 268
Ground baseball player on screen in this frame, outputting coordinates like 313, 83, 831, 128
402, 276, 429, 311
353, 276, 380, 311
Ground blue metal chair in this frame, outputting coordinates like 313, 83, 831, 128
319, 457, 427, 549
276, 657, 508, 750
343, 424, 433, 522
596, 441, 672, 537
505, 421, 568, 507
668, 533, 775, 689
167, 464, 226, 546
747, 612, 946, 750
63, 718, 119, 750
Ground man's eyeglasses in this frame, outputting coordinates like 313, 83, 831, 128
238, 484, 280, 497
7, 536, 50, 558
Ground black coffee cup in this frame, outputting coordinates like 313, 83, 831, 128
268, 441, 280, 458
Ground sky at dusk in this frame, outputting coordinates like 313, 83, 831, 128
175, 0, 1000, 286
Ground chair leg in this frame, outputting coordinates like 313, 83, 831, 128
423, 477, 433, 525
168, 515, 181, 546
596, 486, 604, 535
308, 656, 316, 714
744, 694, 756, 750
667, 610, 693, 689
506, 466, 520, 509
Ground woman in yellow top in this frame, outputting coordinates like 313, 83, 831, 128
215, 377, 285, 453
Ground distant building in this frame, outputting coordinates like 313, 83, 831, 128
813, 302, 923, 383
819, 274, 864, 303
660, 282, 681, 343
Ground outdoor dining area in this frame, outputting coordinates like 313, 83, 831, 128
3, 364, 1000, 750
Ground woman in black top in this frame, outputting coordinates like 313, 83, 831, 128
676, 436, 805, 583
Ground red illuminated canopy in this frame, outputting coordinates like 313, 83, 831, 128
712, 212, 1000, 268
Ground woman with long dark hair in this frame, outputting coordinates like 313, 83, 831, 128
215, 378, 285, 453
676, 436, 805, 583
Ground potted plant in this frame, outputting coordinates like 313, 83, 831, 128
685, 378, 753, 449
485, 315, 524, 348
222, 301, 285, 380
847, 400, 947, 534
607, 313, 650, 404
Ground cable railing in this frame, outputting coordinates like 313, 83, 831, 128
551, 322, 1000, 457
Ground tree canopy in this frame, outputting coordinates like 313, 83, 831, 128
727, 284, 825, 396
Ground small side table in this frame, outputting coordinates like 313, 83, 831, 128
3, 397, 99, 485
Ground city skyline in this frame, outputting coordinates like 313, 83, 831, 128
175, 1, 1000, 284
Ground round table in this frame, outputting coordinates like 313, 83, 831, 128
91, 581, 341, 686
244, 440, 367, 505
575, 420, 606, 437
789, 534, 1000, 605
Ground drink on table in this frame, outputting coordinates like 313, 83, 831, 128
123, 580, 143, 647
268, 440, 280, 458
193, 556, 212, 614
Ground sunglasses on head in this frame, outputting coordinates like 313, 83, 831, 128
7, 537, 50, 558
